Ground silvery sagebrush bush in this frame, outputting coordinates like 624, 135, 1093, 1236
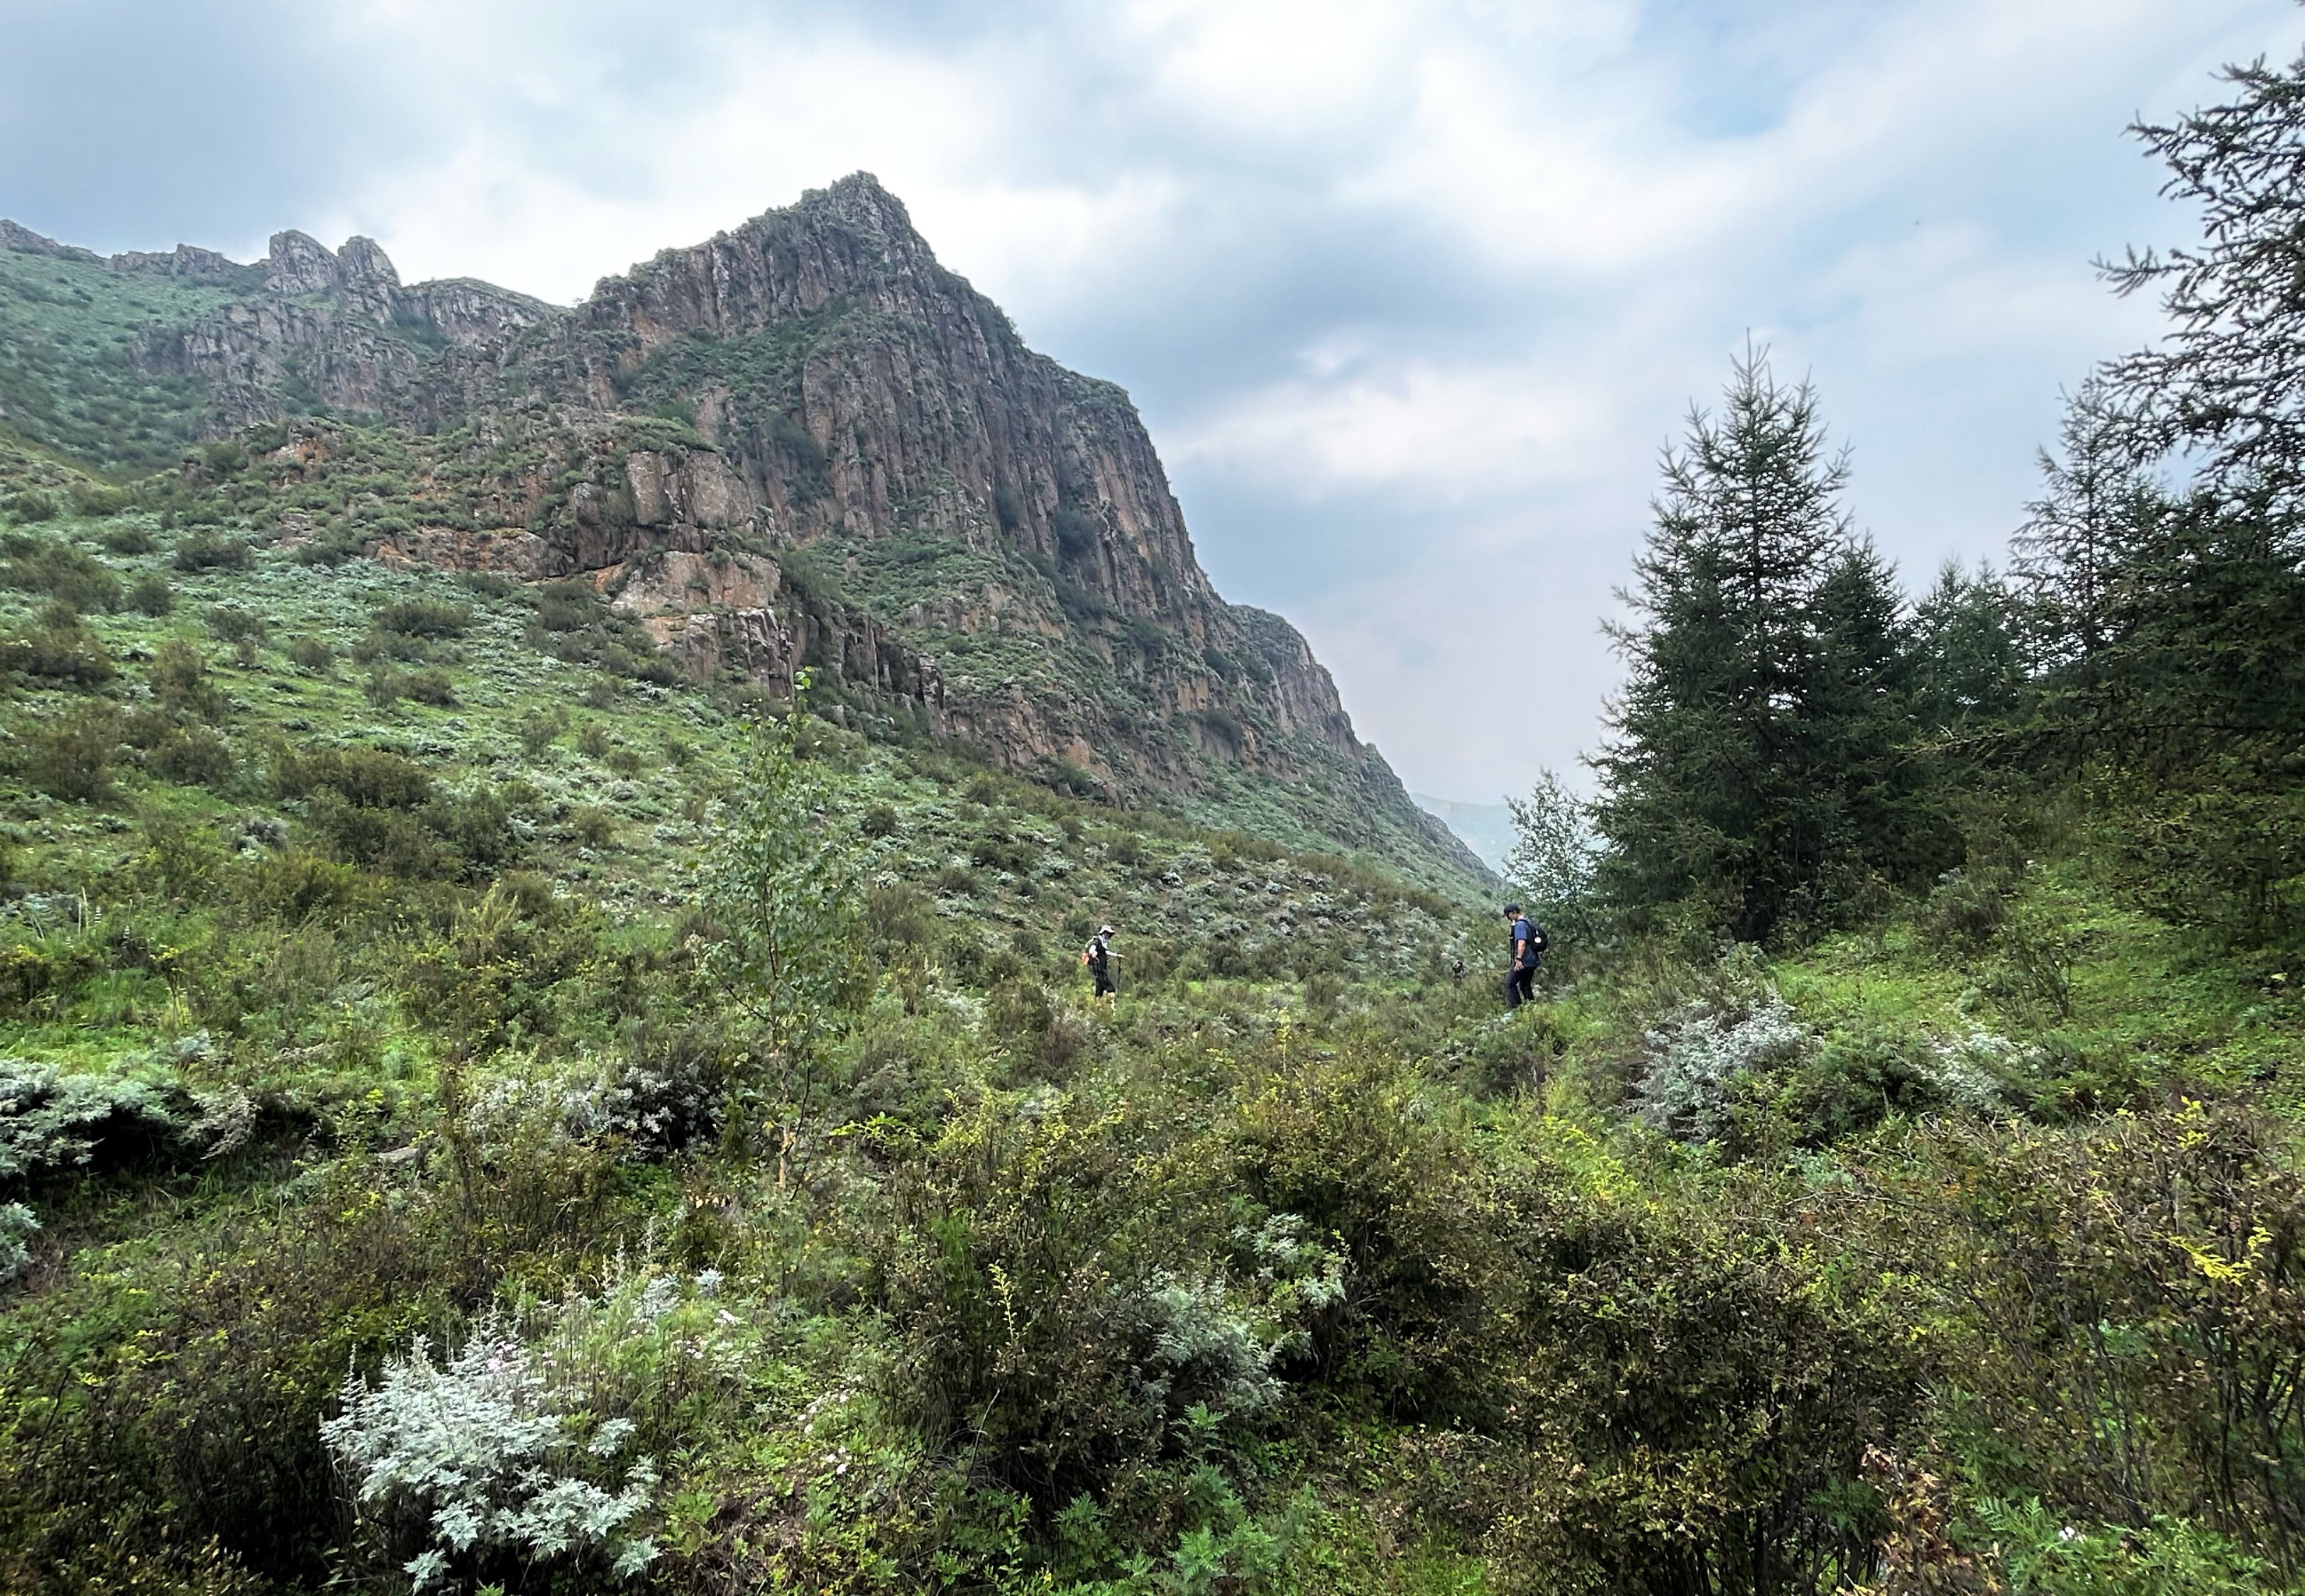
1633, 992, 1813, 1142
1928, 1027, 2028, 1116
0, 1058, 182, 1179
0, 1200, 37, 1284
321, 1316, 659, 1591
323, 1266, 757, 1591
461, 1046, 725, 1157
1134, 1273, 1280, 1418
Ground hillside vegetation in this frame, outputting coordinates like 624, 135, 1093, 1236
1, 40, 2303, 1596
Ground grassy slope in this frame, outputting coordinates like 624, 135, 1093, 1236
0, 246, 260, 475
1, 331, 2300, 1596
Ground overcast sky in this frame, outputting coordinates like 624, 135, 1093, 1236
5, 0, 2302, 801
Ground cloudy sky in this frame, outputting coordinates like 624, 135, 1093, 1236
5, 0, 2302, 802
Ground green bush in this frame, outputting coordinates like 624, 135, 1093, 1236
0, 611, 114, 686
1906, 1103, 2305, 1568
871, 1091, 1268, 1502
146, 728, 236, 789
149, 637, 227, 720
203, 606, 267, 645
273, 744, 435, 810
125, 574, 172, 615
371, 598, 471, 639
401, 668, 457, 708
0, 534, 120, 611
171, 533, 250, 572
25, 705, 121, 801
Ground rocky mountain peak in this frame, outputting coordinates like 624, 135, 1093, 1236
265, 230, 341, 295
2, 186, 1483, 882
107, 242, 243, 278
0, 219, 97, 260
808, 171, 930, 256
337, 236, 401, 291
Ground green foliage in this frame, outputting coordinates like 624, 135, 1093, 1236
1594, 351, 1955, 944
0, 531, 120, 611
171, 531, 251, 572
1504, 768, 1597, 945
5, 61, 2305, 1596
701, 676, 870, 1103
24, 703, 120, 800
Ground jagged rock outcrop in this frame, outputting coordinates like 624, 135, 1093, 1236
2, 185, 1481, 878
129, 231, 555, 427
408, 177, 1374, 793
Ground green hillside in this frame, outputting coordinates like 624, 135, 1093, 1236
0, 239, 259, 475
2, 42, 2304, 1596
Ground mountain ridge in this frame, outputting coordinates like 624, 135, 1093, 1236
0, 176, 1488, 889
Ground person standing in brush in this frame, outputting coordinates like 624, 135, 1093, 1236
1503, 903, 1545, 1009
1082, 924, 1117, 1000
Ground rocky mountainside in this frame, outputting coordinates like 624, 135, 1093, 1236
0, 178, 1484, 888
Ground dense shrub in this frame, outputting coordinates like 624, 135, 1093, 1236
1903, 1103, 2305, 1571
1, 611, 115, 686
125, 573, 173, 615
149, 637, 227, 719
204, 606, 267, 646
171, 532, 251, 571
371, 598, 471, 639
0, 534, 119, 611
274, 744, 435, 809
872, 1091, 1272, 1501
25, 705, 121, 801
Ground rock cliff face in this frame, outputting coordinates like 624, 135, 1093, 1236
130, 230, 555, 429
1, 182, 1483, 882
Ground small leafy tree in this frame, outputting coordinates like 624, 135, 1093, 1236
1505, 768, 1599, 945
701, 673, 867, 1165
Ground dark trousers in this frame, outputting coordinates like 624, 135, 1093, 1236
1092, 966, 1114, 997
1505, 966, 1535, 1008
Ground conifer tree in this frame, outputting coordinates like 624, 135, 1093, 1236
2011, 378, 2152, 669
1807, 538, 1948, 894
1910, 562, 2026, 738
1594, 349, 1862, 941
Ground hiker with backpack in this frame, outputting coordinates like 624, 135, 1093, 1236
1502, 903, 1546, 1009
1082, 924, 1117, 1000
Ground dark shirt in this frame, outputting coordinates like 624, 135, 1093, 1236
1510, 916, 1538, 970
1087, 935, 1110, 972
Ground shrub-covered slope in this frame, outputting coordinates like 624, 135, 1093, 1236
0, 185, 1485, 891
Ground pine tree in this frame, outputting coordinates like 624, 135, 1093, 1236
1593, 349, 1864, 941
1806, 538, 1949, 896
2104, 48, 2305, 500
1910, 562, 2026, 738
2011, 378, 2152, 669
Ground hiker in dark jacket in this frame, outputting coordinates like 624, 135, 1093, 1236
1502, 904, 1544, 1009
1084, 925, 1117, 999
